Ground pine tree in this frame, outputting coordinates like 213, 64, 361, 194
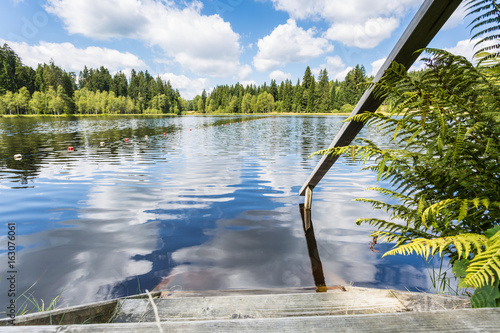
306, 75, 316, 113
317, 69, 330, 112
302, 66, 312, 89
294, 79, 304, 112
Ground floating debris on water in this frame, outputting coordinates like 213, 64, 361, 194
14, 154, 22, 160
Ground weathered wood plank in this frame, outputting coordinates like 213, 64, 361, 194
159, 286, 322, 298
0, 308, 498, 333
114, 288, 469, 323
299, 0, 462, 196
0, 291, 161, 327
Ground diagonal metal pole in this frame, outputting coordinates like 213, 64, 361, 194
299, 0, 463, 205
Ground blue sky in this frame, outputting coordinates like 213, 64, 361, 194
0, 0, 475, 99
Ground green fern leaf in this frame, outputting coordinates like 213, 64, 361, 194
383, 234, 488, 260
463, 236, 500, 288
471, 281, 500, 308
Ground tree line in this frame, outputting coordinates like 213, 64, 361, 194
1, 42, 370, 116
191, 65, 369, 114
0, 43, 186, 115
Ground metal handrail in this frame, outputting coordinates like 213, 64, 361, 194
299, 0, 463, 208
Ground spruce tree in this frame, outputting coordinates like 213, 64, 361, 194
302, 66, 312, 89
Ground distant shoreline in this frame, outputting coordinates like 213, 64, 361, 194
0, 112, 353, 118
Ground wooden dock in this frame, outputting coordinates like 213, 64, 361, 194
2, 286, 499, 332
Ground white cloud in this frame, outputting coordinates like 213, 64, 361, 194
253, 19, 333, 72
237, 64, 253, 81
409, 38, 495, 71
0, 39, 146, 74
270, 0, 421, 22
159, 73, 211, 100
315, 56, 352, 81
444, 39, 481, 62
269, 70, 291, 82
325, 17, 400, 49
45, 0, 147, 39
370, 57, 387, 77
240, 80, 258, 87
269, 0, 421, 48
442, 1, 467, 30
45, 0, 242, 77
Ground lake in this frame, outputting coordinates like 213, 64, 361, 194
0, 115, 438, 309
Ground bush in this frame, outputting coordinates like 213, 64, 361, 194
340, 104, 354, 113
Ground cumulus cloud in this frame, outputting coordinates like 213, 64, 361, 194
0, 39, 146, 74
45, 0, 242, 77
269, 0, 421, 48
253, 19, 333, 72
159, 73, 211, 100
444, 39, 480, 62
237, 64, 253, 81
370, 57, 387, 77
409, 38, 494, 71
240, 80, 258, 87
442, 1, 467, 30
314, 56, 352, 81
270, 0, 420, 23
269, 70, 291, 82
45, 0, 147, 39
325, 17, 400, 49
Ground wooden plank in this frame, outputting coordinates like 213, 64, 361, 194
1, 308, 498, 333
159, 287, 321, 298
113, 288, 469, 323
0, 291, 161, 327
299, 0, 462, 196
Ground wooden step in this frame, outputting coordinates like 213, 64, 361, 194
114, 287, 470, 323
1, 308, 499, 332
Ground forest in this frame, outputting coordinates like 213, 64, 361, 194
0, 42, 369, 116
190, 65, 368, 114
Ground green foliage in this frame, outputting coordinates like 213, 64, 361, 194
0, 46, 186, 115
314, 0, 500, 305
464, 228, 500, 288
382, 233, 488, 261
471, 281, 500, 308
467, 0, 500, 63
382, 227, 500, 292
193, 65, 366, 114
340, 104, 354, 113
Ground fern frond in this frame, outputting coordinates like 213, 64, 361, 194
421, 198, 460, 228
466, 0, 500, 59
464, 235, 500, 288
383, 233, 489, 260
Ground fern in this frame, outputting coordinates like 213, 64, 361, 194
467, 0, 500, 61
313, 0, 500, 302
464, 231, 500, 288
383, 234, 488, 261
382, 230, 500, 290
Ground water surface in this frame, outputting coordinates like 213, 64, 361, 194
0, 115, 436, 308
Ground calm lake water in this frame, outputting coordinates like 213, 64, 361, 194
0, 115, 438, 309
